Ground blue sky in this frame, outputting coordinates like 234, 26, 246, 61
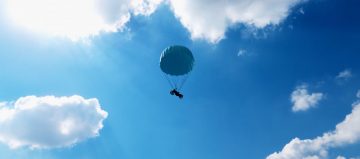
0, 0, 360, 159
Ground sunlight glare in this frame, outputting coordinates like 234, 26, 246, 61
5, 0, 126, 41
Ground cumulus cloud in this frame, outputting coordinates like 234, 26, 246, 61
0, 95, 108, 149
168, 0, 306, 43
291, 85, 324, 112
4, 0, 162, 40
267, 100, 360, 159
4, 0, 307, 42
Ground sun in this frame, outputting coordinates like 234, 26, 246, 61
5, 0, 124, 41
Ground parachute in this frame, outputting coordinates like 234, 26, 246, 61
160, 45, 194, 91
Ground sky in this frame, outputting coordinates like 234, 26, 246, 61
0, 0, 360, 159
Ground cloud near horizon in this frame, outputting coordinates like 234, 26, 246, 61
4, 0, 306, 42
267, 99, 360, 159
0, 95, 108, 149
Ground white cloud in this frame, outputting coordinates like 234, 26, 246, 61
267, 100, 360, 159
335, 156, 360, 159
0, 95, 108, 149
0, 102, 8, 108
3, 0, 306, 43
131, 0, 163, 16
336, 69, 353, 80
168, 0, 305, 43
291, 85, 324, 112
4, 0, 162, 41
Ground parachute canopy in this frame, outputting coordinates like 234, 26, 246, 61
160, 45, 194, 90
160, 45, 194, 76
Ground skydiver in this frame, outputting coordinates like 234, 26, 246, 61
170, 89, 183, 99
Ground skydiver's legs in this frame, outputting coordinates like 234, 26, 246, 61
174, 91, 183, 99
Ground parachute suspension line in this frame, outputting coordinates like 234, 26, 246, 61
163, 74, 175, 89
174, 76, 181, 89
163, 73, 189, 91
178, 74, 190, 91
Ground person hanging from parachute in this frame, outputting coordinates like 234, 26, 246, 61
160, 45, 194, 99
170, 89, 183, 99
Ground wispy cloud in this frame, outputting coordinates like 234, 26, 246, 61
299, 7, 305, 14
0, 95, 108, 149
237, 49, 247, 57
267, 98, 360, 159
291, 85, 324, 112
336, 69, 353, 81
336, 156, 360, 159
